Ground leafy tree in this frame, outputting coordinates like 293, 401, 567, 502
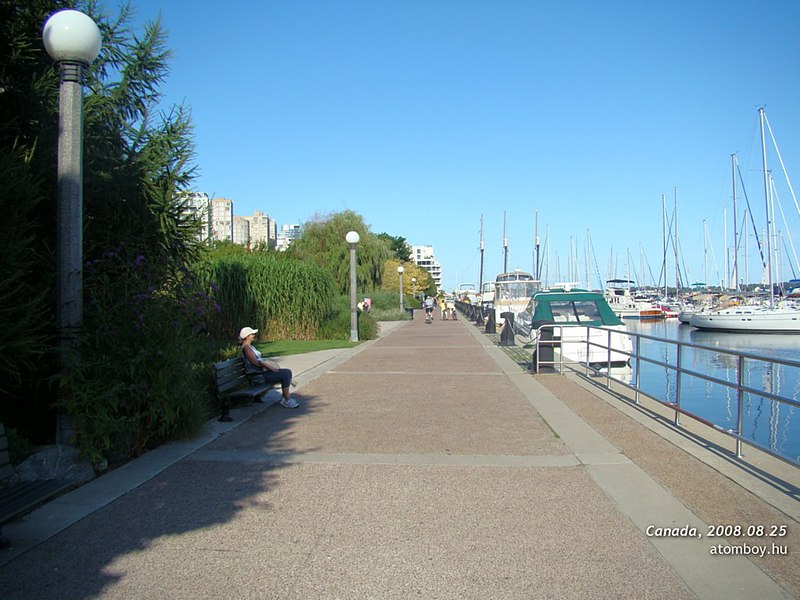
0, 0, 212, 458
377, 233, 411, 262
287, 210, 391, 295
380, 259, 433, 299
0, 0, 71, 438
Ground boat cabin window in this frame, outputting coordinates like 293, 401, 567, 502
496, 281, 538, 301
549, 300, 602, 323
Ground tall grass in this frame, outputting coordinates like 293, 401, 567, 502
199, 253, 335, 340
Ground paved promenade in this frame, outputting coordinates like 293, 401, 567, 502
1, 314, 799, 599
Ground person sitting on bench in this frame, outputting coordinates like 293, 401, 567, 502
239, 327, 299, 408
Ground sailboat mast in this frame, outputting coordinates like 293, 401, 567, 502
703, 218, 708, 287
759, 107, 774, 307
502, 210, 508, 274
731, 154, 739, 291
534, 210, 540, 280
479, 214, 485, 297
724, 208, 729, 288
674, 187, 679, 297
662, 194, 668, 299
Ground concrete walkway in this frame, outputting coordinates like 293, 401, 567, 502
0, 315, 798, 599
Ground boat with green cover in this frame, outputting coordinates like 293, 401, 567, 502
514, 288, 632, 370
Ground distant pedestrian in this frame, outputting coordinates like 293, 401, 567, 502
239, 327, 298, 408
424, 296, 435, 323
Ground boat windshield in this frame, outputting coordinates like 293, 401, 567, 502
549, 300, 603, 323
496, 281, 538, 301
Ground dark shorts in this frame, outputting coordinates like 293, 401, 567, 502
260, 368, 293, 388
425, 306, 434, 313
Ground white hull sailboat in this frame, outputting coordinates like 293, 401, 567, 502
689, 303, 800, 332
689, 108, 800, 334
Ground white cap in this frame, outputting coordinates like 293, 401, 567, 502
238, 326, 258, 340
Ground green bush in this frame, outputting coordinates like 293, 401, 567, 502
365, 290, 414, 320
199, 252, 335, 340
369, 307, 410, 321
57, 250, 219, 464
318, 295, 378, 340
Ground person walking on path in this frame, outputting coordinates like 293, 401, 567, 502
239, 326, 299, 408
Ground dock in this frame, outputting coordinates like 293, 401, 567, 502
0, 314, 798, 599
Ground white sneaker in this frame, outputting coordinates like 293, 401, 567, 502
280, 397, 299, 409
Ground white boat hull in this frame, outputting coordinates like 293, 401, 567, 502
689, 306, 800, 333
527, 324, 632, 368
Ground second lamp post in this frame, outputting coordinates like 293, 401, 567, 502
346, 231, 360, 342
397, 265, 404, 312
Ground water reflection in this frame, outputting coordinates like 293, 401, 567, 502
624, 320, 800, 462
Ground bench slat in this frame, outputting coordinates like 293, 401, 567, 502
0, 480, 73, 525
213, 357, 279, 422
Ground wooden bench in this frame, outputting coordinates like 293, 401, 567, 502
213, 358, 278, 422
0, 423, 72, 549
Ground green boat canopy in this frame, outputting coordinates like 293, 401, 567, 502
529, 289, 624, 327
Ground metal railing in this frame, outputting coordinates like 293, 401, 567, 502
529, 324, 800, 467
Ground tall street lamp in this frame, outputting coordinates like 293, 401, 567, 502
44, 10, 101, 350
43, 9, 102, 442
346, 231, 360, 342
398, 265, 405, 312
411, 277, 417, 304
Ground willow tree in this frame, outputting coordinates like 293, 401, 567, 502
287, 210, 391, 295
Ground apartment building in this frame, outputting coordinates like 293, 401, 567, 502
232, 216, 250, 247
210, 197, 234, 242
181, 192, 294, 250
244, 210, 277, 249
411, 245, 442, 289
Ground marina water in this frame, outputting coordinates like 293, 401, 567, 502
623, 320, 800, 464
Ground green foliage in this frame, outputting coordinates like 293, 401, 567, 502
376, 233, 411, 262
0, 1, 213, 455
318, 295, 378, 340
5, 426, 35, 465
58, 249, 219, 462
287, 210, 392, 295
380, 259, 433, 300
361, 291, 411, 321
369, 308, 410, 321
199, 250, 336, 340
0, 0, 68, 439
0, 150, 49, 397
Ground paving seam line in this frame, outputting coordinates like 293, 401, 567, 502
562, 370, 800, 522
0, 322, 406, 567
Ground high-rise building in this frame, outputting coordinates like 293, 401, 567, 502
411, 245, 442, 289
179, 192, 288, 250
232, 216, 250, 247
210, 197, 234, 242
244, 210, 276, 248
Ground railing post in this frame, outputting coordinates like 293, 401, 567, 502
674, 344, 682, 427
605, 328, 612, 389
736, 355, 745, 458
584, 326, 590, 376
634, 335, 641, 405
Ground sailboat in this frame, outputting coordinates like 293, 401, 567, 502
690, 108, 800, 333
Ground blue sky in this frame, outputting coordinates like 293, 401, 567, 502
130, 0, 800, 291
